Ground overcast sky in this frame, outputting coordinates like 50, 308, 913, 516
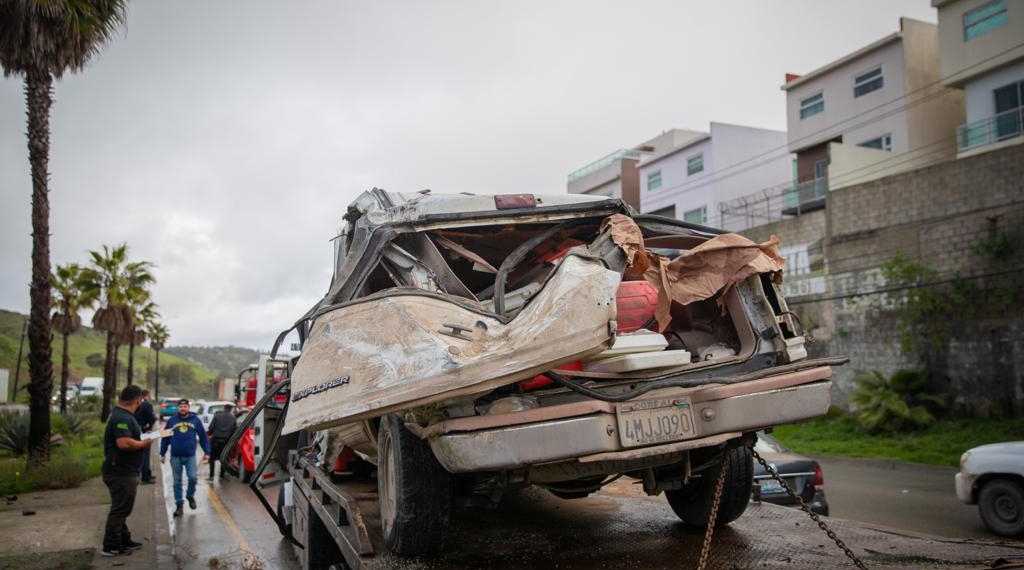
0, 0, 938, 350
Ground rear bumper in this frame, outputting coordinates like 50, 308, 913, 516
427, 367, 833, 473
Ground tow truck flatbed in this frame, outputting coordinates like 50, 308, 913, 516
286, 460, 1023, 570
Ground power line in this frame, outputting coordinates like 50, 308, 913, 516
787, 266, 1024, 306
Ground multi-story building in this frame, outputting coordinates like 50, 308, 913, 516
566, 129, 704, 211
636, 122, 791, 231
933, 0, 1024, 156
781, 18, 964, 208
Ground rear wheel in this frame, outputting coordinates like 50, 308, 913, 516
665, 446, 753, 527
978, 479, 1024, 537
377, 414, 452, 555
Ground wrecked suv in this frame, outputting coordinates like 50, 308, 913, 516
279, 188, 841, 555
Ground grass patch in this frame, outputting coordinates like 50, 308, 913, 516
772, 412, 1024, 467
0, 415, 105, 495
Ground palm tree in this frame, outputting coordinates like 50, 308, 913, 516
51, 263, 97, 413
0, 0, 129, 467
125, 297, 159, 386
81, 244, 155, 421
146, 322, 169, 401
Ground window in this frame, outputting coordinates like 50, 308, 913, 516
647, 170, 662, 191
648, 205, 676, 219
800, 92, 824, 119
854, 67, 884, 98
859, 134, 892, 151
683, 206, 707, 225
993, 80, 1023, 140
964, 0, 1007, 40
687, 153, 704, 175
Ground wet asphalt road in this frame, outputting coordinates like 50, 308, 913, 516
818, 456, 991, 539
158, 453, 1006, 570
159, 454, 300, 570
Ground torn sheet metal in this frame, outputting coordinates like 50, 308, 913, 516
283, 254, 621, 434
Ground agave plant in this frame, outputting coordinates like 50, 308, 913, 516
851, 369, 947, 433
0, 411, 31, 456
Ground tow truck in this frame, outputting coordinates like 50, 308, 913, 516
225, 188, 1023, 570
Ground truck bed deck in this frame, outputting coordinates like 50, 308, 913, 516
296, 473, 1022, 570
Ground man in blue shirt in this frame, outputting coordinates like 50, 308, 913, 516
160, 399, 210, 517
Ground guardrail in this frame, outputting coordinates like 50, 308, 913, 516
957, 107, 1024, 153
567, 149, 644, 182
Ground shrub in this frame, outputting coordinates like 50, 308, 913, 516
851, 369, 946, 433
0, 411, 30, 456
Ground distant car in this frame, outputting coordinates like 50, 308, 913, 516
753, 432, 829, 516
160, 397, 183, 419
956, 442, 1024, 537
198, 400, 234, 427
78, 377, 103, 400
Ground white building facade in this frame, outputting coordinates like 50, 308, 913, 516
933, 0, 1024, 156
781, 18, 964, 198
637, 122, 790, 232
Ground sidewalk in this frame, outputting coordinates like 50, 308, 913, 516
0, 451, 174, 570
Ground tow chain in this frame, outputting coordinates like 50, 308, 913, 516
751, 447, 869, 570
694, 445, 870, 570
696, 453, 729, 570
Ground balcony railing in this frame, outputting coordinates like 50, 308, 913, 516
782, 177, 828, 215
567, 149, 644, 182
957, 106, 1024, 153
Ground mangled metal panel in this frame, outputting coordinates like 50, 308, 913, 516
283, 254, 621, 434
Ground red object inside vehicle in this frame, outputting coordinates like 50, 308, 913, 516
615, 280, 659, 333
520, 360, 581, 391
518, 281, 660, 392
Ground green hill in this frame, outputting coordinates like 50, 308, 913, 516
163, 345, 260, 378
0, 309, 223, 401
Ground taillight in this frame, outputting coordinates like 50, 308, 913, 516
813, 466, 825, 491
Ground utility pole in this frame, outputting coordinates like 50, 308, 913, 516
11, 319, 27, 400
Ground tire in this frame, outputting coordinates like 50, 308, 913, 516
377, 414, 452, 555
664, 446, 753, 527
276, 486, 293, 539
978, 479, 1024, 537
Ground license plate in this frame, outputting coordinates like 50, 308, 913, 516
759, 479, 784, 494
616, 398, 695, 448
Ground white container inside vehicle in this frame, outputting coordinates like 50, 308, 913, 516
582, 349, 692, 373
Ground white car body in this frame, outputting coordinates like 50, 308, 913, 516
198, 400, 235, 427
78, 377, 104, 399
956, 441, 1024, 537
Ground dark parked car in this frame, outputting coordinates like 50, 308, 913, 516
160, 397, 183, 419
753, 432, 828, 515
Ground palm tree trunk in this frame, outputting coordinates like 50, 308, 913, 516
101, 332, 117, 422
25, 71, 54, 469
154, 349, 161, 401
127, 335, 136, 385
60, 331, 70, 414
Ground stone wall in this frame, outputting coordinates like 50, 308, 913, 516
742, 144, 1024, 416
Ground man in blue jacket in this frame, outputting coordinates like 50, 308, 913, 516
160, 399, 210, 517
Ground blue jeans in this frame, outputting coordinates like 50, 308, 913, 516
169, 455, 197, 505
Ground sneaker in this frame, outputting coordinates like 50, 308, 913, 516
101, 549, 130, 557
140, 478, 156, 485
173, 504, 183, 517
188, 497, 197, 510
123, 540, 143, 551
